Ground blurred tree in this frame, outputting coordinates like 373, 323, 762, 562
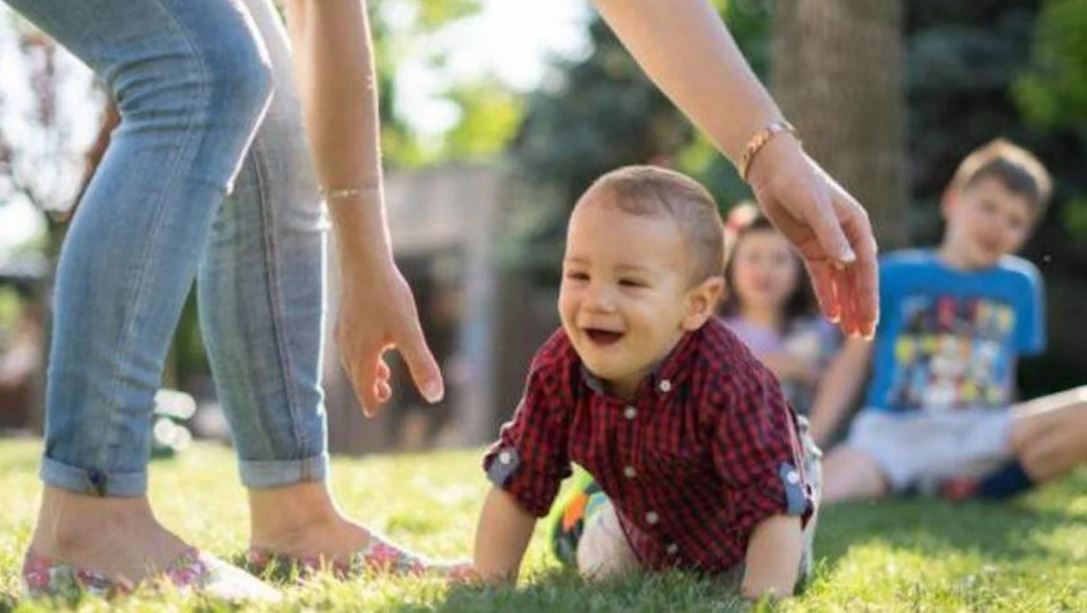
772, 0, 908, 250
0, 18, 100, 225
366, 0, 523, 167
437, 78, 524, 162
512, 17, 693, 205
1014, 0, 1087, 239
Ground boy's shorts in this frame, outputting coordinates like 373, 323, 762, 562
847, 408, 1013, 492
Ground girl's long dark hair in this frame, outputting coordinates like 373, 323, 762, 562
718, 204, 815, 333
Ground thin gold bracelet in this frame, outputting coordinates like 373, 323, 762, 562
739, 119, 798, 183
320, 186, 381, 201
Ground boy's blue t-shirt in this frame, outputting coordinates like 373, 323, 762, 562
864, 249, 1046, 413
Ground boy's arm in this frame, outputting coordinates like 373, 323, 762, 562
472, 487, 538, 585
741, 514, 804, 600
807, 337, 874, 447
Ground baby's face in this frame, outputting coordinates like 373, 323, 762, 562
559, 200, 693, 396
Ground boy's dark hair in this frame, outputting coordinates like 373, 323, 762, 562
718, 203, 815, 330
582, 165, 725, 284
951, 139, 1052, 218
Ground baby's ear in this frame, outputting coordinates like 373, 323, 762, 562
683, 276, 725, 330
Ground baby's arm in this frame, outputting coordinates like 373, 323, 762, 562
741, 514, 804, 600
472, 487, 538, 585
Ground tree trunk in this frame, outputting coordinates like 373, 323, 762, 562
771, 0, 908, 249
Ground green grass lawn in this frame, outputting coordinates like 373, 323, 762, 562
1, 439, 1085, 612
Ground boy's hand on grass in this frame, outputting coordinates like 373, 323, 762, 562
747, 135, 879, 340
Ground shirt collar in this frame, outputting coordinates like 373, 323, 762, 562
578, 326, 702, 398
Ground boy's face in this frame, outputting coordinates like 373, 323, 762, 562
943, 176, 1035, 269
559, 198, 721, 396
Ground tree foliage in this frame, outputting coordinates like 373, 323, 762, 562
368, 0, 523, 167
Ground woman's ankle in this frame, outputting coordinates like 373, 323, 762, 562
248, 481, 368, 555
26, 486, 196, 585
31, 487, 149, 552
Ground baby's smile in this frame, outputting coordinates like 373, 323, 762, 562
583, 327, 625, 347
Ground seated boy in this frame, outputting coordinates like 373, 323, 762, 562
471, 166, 820, 599
811, 139, 1087, 503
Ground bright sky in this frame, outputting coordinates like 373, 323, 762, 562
396, 0, 590, 135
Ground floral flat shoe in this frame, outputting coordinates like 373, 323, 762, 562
247, 534, 473, 581
22, 547, 281, 602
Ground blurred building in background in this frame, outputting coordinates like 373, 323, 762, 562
324, 164, 557, 454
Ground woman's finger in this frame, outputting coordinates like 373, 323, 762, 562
376, 379, 392, 403
353, 349, 382, 418
797, 176, 856, 266
837, 196, 880, 336
396, 314, 444, 404
805, 259, 841, 324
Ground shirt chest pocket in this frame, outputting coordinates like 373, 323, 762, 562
634, 432, 710, 484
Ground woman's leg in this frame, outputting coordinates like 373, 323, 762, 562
12, 0, 273, 581
196, 0, 380, 561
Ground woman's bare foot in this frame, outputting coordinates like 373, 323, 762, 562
248, 481, 374, 561
248, 480, 464, 577
28, 486, 192, 584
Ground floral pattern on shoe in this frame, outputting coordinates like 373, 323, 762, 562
247, 534, 464, 581
21, 547, 209, 599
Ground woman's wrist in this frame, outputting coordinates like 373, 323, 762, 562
739, 119, 797, 182
742, 127, 806, 192
325, 192, 396, 272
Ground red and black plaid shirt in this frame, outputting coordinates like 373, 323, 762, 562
483, 318, 814, 574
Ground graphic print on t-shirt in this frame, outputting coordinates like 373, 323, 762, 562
887, 295, 1015, 412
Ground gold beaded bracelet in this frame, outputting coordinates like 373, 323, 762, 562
320, 186, 380, 201
739, 119, 798, 183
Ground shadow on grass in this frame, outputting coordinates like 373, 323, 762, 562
815, 470, 1087, 566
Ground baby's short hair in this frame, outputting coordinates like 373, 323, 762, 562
951, 139, 1052, 218
580, 165, 724, 284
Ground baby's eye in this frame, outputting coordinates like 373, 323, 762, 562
619, 278, 647, 288
565, 271, 589, 282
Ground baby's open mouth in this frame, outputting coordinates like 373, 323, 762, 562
584, 328, 624, 346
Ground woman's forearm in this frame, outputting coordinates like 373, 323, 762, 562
284, 0, 391, 266
591, 0, 782, 163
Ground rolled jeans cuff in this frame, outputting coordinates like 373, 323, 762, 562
239, 452, 329, 489
40, 456, 148, 497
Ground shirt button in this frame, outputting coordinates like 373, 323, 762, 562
645, 511, 659, 525
498, 451, 512, 465
658, 379, 672, 393
786, 469, 800, 484
666, 543, 679, 555
623, 466, 637, 479
623, 406, 637, 420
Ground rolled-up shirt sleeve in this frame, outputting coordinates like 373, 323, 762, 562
482, 352, 572, 517
711, 365, 814, 538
